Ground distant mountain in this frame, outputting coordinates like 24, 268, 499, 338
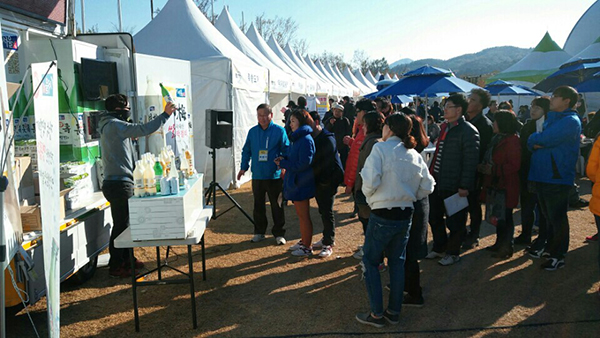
389, 58, 413, 68
390, 46, 531, 77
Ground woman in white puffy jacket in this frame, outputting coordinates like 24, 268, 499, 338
355, 113, 435, 328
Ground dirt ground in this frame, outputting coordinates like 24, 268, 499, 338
7, 178, 600, 337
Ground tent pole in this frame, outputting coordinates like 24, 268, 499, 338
425, 94, 429, 136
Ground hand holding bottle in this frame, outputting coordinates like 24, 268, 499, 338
164, 102, 176, 116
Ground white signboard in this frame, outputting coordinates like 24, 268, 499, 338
162, 83, 192, 157
32, 61, 60, 337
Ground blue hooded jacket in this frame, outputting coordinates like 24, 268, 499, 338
527, 109, 581, 186
280, 125, 315, 201
240, 121, 289, 180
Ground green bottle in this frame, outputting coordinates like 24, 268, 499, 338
153, 160, 163, 193
159, 83, 174, 104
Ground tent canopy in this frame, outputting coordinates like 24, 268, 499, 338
215, 7, 291, 94
564, 1, 600, 56
365, 71, 378, 85
487, 32, 572, 85
563, 36, 600, 68
134, 0, 268, 188
245, 22, 306, 94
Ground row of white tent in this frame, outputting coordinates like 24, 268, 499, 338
134, 0, 385, 188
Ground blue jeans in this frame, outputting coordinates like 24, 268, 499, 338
362, 212, 412, 316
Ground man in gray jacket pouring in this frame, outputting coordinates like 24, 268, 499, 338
99, 94, 175, 278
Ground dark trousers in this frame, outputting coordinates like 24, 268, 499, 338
467, 188, 482, 238
102, 180, 134, 270
339, 147, 349, 170
536, 183, 571, 259
520, 185, 537, 239
314, 183, 337, 245
494, 208, 515, 248
404, 260, 422, 298
429, 188, 468, 256
252, 179, 285, 237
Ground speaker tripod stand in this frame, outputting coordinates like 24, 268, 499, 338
204, 148, 254, 224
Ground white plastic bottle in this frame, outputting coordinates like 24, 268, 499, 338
133, 161, 144, 197
144, 159, 157, 196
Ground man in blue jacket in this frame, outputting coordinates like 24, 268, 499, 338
527, 86, 582, 271
238, 104, 290, 245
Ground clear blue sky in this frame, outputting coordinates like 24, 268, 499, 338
76, 0, 596, 63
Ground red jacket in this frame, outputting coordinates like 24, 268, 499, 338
344, 124, 365, 188
481, 134, 521, 208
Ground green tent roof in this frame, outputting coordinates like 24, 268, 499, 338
533, 32, 563, 53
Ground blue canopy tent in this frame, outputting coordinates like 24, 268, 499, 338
391, 95, 413, 104
575, 72, 600, 93
485, 80, 539, 109
376, 65, 482, 132
534, 61, 600, 92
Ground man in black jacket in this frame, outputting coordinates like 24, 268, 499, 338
324, 103, 352, 167
309, 111, 344, 258
343, 96, 356, 125
463, 89, 493, 249
426, 94, 480, 266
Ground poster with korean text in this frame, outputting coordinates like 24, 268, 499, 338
32, 61, 60, 337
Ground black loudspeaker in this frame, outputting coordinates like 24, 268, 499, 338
206, 109, 233, 149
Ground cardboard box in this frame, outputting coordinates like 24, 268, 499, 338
15, 156, 35, 204
129, 174, 204, 240
20, 204, 41, 232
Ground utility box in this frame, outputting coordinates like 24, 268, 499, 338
129, 174, 204, 241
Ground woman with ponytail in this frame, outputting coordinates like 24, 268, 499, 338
356, 113, 435, 327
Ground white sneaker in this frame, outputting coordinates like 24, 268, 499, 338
353, 246, 364, 260
289, 240, 304, 251
425, 250, 444, 259
312, 239, 324, 249
275, 236, 286, 245
318, 245, 333, 258
438, 255, 460, 266
291, 245, 312, 257
251, 234, 266, 243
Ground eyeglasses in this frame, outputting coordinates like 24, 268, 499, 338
257, 114, 271, 118
444, 105, 460, 110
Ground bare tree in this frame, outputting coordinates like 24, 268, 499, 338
194, 0, 217, 23
76, 24, 99, 34
352, 50, 369, 72
110, 23, 136, 34
293, 39, 310, 56
312, 51, 349, 70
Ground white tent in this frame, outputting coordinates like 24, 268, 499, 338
282, 44, 328, 95
375, 71, 383, 81
134, 0, 268, 188
332, 64, 361, 97
353, 69, 376, 91
365, 70, 378, 85
325, 62, 358, 96
342, 67, 372, 95
316, 60, 350, 96
267, 36, 317, 95
245, 23, 306, 101
392, 74, 400, 81
564, 1, 600, 56
384, 73, 393, 81
214, 7, 292, 123
304, 55, 343, 97
487, 32, 572, 86
294, 50, 335, 95
564, 36, 600, 66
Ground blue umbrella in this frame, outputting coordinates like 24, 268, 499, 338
377, 74, 481, 97
574, 72, 600, 93
534, 61, 600, 92
391, 95, 413, 104
404, 65, 453, 77
485, 80, 538, 96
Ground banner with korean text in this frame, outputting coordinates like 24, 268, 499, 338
32, 61, 60, 336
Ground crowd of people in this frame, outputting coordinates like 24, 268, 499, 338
237, 85, 599, 328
